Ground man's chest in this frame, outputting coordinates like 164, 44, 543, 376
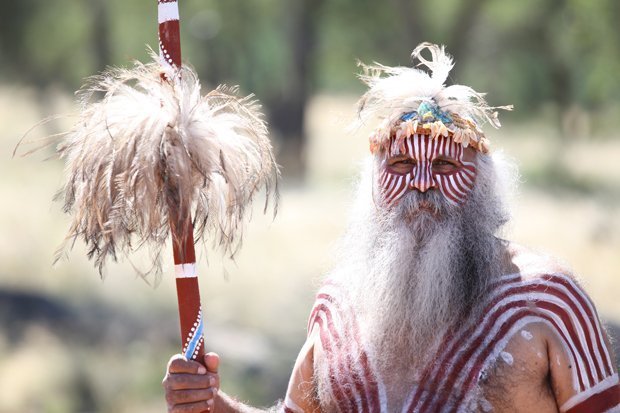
316, 330, 558, 413
313, 283, 561, 412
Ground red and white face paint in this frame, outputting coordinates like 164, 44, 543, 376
378, 133, 477, 206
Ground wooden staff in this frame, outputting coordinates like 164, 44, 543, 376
158, 0, 206, 364
39, 0, 277, 384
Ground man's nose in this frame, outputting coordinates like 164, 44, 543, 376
409, 164, 436, 192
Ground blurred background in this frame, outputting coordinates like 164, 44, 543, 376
1, 0, 619, 411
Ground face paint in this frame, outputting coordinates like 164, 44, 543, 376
378, 133, 477, 206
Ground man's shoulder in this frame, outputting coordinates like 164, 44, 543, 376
507, 242, 575, 281
493, 244, 591, 309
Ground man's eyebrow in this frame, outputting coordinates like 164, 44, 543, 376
388, 154, 412, 160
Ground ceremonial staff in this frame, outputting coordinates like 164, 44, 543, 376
44, 0, 278, 368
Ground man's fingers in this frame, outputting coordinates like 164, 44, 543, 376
168, 387, 217, 404
170, 399, 214, 413
204, 352, 219, 374
165, 373, 217, 390
167, 354, 207, 375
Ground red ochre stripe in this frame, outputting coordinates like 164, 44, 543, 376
542, 274, 613, 376
420, 291, 587, 411
538, 284, 603, 382
427, 308, 576, 412
563, 383, 620, 413
410, 277, 596, 411
379, 170, 389, 187
319, 293, 378, 412
312, 297, 370, 412
406, 136, 415, 158
454, 171, 474, 193
407, 276, 524, 410
341, 298, 381, 412
314, 290, 380, 412
461, 163, 477, 175
386, 176, 405, 203
446, 174, 468, 199
314, 315, 354, 412
448, 308, 581, 411
437, 175, 460, 204
540, 275, 611, 379
313, 296, 353, 411
315, 307, 359, 413
417, 279, 606, 411
384, 174, 399, 197
437, 277, 596, 390
450, 301, 595, 408
457, 168, 476, 186
537, 301, 595, 385
418, 304, 530, 412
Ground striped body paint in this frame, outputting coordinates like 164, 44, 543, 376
158, 0, 181, 71
292, 273, 619, 412
379, 134, 476, 206
303, 282, 387, 412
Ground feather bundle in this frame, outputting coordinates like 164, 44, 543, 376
355, 42, 512, 154
56, 57, 279, 277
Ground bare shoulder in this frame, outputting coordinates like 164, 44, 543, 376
506, 243, 620, 411
507, 242, 574, 279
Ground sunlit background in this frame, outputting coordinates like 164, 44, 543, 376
1, 0, 619, 411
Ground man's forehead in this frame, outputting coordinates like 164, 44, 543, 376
384, 133, 479, 163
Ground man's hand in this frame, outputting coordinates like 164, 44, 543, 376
163, 352, 220, 413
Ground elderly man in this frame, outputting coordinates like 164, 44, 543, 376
162, 43, 620, 412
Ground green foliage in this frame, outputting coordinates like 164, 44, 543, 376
0, 0, 618, 126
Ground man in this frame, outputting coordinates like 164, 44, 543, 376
162, 43, 620, 412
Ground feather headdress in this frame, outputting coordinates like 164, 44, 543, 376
356, 42, 512, 154
56, 57, 279, 276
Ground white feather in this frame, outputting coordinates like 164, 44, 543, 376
55, 56, 279, 279
354, 43, 512, 149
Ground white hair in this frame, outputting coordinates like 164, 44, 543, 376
322, 151, 517, 376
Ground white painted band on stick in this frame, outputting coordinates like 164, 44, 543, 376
158, 2, 180, 23
175, 263, 197, 278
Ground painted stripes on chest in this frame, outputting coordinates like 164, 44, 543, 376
309, 284, 385, 412
403, 273, 613, 413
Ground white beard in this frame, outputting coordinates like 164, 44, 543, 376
325, 153, 514, 371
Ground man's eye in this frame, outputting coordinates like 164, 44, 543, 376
432, 158, 460, 173
386, 157, 416, 174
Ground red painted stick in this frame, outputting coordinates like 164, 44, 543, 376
170, 213, 205, 363
158, 0, 206, 364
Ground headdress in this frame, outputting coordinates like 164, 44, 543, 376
356, 42, 512, 155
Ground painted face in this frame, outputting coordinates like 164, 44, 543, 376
378, 133, 477, 206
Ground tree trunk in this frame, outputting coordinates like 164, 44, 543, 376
269, 0, 324, 179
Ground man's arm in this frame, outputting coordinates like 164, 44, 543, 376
545, 277, 620, 413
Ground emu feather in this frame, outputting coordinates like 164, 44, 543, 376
355, 43, 512, 131
56, 58, 279, 277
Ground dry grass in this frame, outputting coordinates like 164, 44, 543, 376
1, 88, 619, 411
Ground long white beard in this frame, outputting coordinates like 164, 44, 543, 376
326, 153, 514, 370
